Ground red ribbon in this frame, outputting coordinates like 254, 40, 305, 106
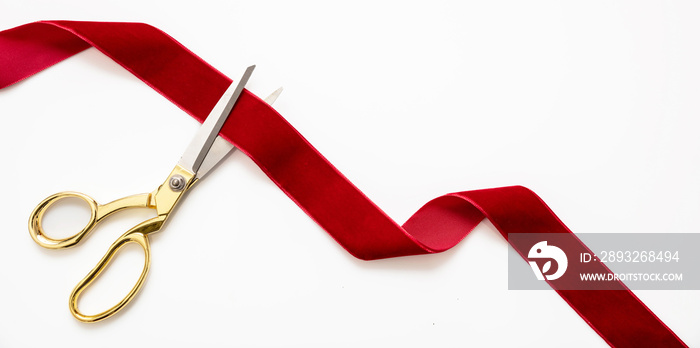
0, 21, 687, 347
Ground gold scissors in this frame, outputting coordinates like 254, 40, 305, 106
28, 65, 280, 322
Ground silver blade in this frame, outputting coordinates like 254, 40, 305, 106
178, 65, 255, 175
194, 87, 284, 180
264, 87, 283, 106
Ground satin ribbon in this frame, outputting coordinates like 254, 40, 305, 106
0, 21, 687, 347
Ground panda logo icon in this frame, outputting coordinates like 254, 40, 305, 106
528, 241, 568, 281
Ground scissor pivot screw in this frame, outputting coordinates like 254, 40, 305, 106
169, 175, 186, 191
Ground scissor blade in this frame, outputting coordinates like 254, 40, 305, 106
178, 65, 255, 175
195, 87, 284, 180
264, 87, 283, 106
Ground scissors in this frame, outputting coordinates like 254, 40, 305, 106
29, 65, 280, 322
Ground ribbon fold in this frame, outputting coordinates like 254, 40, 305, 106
0, 21, 687, 347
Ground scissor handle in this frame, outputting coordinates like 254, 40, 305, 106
28, 191, 151, 249
69, 215, 165, 322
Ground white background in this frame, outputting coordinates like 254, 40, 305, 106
1, 1, 699, 347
